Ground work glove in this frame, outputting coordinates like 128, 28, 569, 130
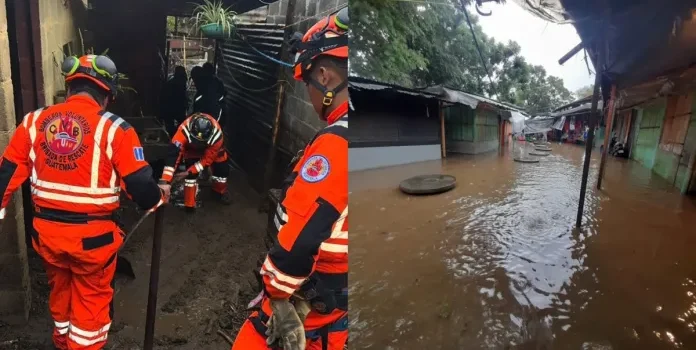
293, 297, 312, 324
266, 298, 306, 350
158, 182, 171, 203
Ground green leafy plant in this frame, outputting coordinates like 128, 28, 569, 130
191, 0, 237, 38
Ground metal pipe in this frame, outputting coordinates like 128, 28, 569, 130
558, 42, 583, 66
143, 207, 165, 350
597, 85, 616, 189
576, 42, 603, 228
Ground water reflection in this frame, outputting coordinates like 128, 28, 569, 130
350, 143, 696, 349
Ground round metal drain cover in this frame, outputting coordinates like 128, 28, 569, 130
514, 156, 540, 163
529, 152, 549, 156
535, 147, 552, 152
399, 174, 457, 195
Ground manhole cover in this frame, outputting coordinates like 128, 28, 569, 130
399, 174, 457, 195
514, 156, 540, 163
529, 152, 549, 156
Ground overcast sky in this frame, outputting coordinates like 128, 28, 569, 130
473, 1, 594, 93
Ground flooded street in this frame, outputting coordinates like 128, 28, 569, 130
349, 143, 696, 349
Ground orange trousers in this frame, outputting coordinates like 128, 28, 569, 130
231, 310, 348, 350
182, 150, 229, 208
31, 217, 123, 350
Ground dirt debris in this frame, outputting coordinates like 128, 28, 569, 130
0, 171, 268, 349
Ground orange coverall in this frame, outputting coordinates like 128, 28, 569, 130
159, 113, 228, 208
0, 95, 163, 349
232, 101, 349, 350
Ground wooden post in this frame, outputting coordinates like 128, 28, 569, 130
597, 85, 617, 189
260, 84, 286, 210
440, 101, 447, 158
576, 40, 604, 228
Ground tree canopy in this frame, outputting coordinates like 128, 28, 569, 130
350, 0, 575, 114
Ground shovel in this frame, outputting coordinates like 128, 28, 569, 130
115, 209, 155, 279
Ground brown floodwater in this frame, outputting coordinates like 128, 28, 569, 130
349, 142, 696, 349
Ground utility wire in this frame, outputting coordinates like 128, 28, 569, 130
460, 4, 496, 96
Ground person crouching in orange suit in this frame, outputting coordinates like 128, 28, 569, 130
159, 112, 231, 212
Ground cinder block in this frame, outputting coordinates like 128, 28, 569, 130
0, 36, 11, 83
0, 82, 16, 132
268, 1, 281, 16
0, 0, 6, 34
317, 0, 339, 16
0, 81, 16, 131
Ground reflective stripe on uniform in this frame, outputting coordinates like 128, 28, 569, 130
184, 179, 196, 187
163, 166, 175, 177
27, 108, 43, 181
0, 208, 5, 219
31, 187, 120, 204
55, 320, 70, 335
194, 162, 204, 172
70, 323, 111, 338
208, 129, 222, 145
68, 322, 111, 346
91, 113, 110, 188
106, 114, 125, 187
211, 176, 226, 183
32, 178, 118, 195
259, 257, 305, 295
319, 207, 348, 253
182, 126, 192, 143
333, 120, 348, 128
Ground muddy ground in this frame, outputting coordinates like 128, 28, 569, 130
0, 169, 269, 350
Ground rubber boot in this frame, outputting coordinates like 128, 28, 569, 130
184, 179, 197, 213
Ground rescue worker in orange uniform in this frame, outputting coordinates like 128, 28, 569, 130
231, 7, 348, 350
0, 55, 165, 349
159, 112, 231, 211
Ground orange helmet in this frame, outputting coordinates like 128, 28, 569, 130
62, 55, 119, 99
290, 7, 348, 82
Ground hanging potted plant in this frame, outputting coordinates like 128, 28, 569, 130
192, 0, 237, 39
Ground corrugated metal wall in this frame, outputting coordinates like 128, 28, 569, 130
475, 108, 499, 142
217, 23, 285, 192
632, 99, 665, 168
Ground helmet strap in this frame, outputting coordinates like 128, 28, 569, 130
307, 78, 347, 119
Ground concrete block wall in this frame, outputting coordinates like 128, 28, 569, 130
0, 0, 31, 324
267, 0, 348, 154
39, 0, 83, 106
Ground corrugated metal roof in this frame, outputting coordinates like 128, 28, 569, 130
422, 85, 526, 112
349, 77, 527, 114
349, 77, 441, 100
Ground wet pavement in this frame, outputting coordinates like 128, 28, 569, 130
349, 143, 696, 349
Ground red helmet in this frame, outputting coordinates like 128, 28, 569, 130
62, 55, 119, 99
290, 7, 348, 81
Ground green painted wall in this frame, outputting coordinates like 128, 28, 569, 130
679, 96, 696, 193
445, 105, 500, 154
445, 105, 475, 142
475, 108, 499, 142
632, 99, 665, 169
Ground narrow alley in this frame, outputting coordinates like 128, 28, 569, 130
350, 143, 696, 349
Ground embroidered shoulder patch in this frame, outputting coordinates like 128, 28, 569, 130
133, 147, 145, 161
300, 155, 330, 183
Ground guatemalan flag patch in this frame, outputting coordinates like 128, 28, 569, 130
133, 147, 145, 161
